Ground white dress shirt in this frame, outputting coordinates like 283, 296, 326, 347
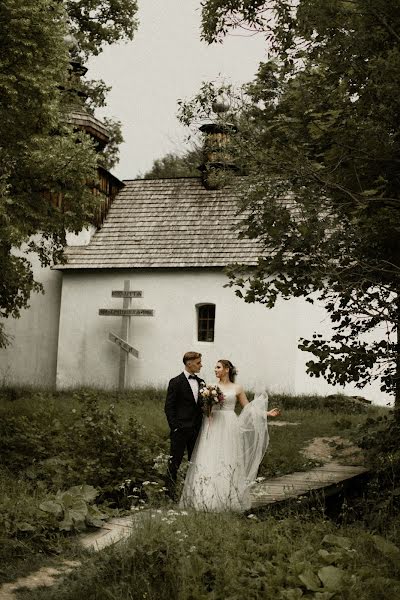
184, 370, 199, 401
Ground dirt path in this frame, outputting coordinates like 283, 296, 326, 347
302, 435, 365, 466
0, 561, 81, 600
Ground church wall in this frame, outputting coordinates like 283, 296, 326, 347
56, 269, 391, 405
0, 228, 97, 389
0, 257, 390, 404
0, 252, 62, 388
56, 269, 299, 393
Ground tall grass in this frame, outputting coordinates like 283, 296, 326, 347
20, 511, 400, 600
0, 386, 394, 594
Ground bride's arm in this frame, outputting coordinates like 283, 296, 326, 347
236, 385, 249, 407
237, 385, 281, 416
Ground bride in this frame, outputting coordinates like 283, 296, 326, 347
180, 359, 280, 512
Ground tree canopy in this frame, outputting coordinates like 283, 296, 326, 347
186, 0, 400, 403
143, 146, 203, 179
0, 0, 138, 347
65, 0, 138, 57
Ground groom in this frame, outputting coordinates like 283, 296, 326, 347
164, 351, 205, 500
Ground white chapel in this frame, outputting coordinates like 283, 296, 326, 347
0, 167, 388, 403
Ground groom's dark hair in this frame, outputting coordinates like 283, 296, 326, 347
183, 351, 202, 364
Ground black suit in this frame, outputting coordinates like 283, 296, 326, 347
164, 372, 204, 497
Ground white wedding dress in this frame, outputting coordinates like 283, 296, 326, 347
180, 390, 269, 512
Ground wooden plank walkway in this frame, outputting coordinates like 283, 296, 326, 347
80, 462, 368, 551
250, 461, 368, 507
80, 515, 144, 551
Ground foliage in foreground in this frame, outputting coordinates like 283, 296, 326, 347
0, 387, 395, 594
22, 512, 400, 600
0, 389, 167, 568
0, 390, 165, 502
356, 413, 400, 530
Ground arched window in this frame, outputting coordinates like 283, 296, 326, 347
197, 304, 215, 342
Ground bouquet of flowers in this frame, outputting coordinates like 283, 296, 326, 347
199, 383, 224, 417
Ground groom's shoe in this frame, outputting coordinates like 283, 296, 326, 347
165, 486, 178, 503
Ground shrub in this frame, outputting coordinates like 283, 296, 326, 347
352, 414, 400, 531
0, 390, 167, 509
270, 393, 373, 414
39, 484, 107, 531
0, 466, 65, 567
0, 408, 61, 471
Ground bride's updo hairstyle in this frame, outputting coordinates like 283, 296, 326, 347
218, 359, 237, 383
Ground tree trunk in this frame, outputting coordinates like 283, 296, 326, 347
396, 293, 400, 418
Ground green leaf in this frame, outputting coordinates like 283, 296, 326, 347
371, 535, 400, 561
318, 549, 343, 565
360, 189, 379, 197
67, 484, 98, 503
322, 535, 352, 550
86, 504, 107, 528
59, 493, 88, 523
298, 568, 321, 592
59, 511, 74, 532
280, 589, 304, 599
39, 500, 63, 517
16, 522, 35, 532
317, 566, 346, 592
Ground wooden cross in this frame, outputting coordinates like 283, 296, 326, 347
98, 280, 154, 390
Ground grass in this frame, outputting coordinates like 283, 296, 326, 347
0, 466, 83, 585
259, 408, 375, 478
16, 512, 400, 600
0, 386, 396, 598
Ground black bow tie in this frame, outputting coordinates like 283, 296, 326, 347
188, 375, 198, 380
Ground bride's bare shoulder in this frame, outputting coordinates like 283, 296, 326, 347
234, 383, 244, 394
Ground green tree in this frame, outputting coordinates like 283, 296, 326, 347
188, 0, 400, 405
0, 0, 138, 347
65, 0, 138, 58
143, 146, 203, 179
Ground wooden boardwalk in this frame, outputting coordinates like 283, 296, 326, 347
78, 460, 369, 551
250, 461, 368, 507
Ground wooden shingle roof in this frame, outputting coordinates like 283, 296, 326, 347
58, 177, 262, 269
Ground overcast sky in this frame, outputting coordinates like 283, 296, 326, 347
88, 0, 266, 181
